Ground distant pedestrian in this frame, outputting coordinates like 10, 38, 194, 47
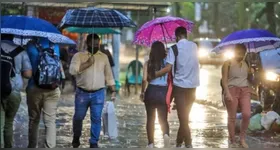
140, 41, 170, 148
221, 44, 251, 148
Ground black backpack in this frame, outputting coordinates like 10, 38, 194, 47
171, 44, 179, 77
33, 41, 62, 90
1, 46, 24, 99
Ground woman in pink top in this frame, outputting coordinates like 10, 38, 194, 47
221, 44, 252, 148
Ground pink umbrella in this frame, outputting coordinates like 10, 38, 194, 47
133, 16, 194, 47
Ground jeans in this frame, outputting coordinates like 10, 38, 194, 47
26, 86, 61, 148
172, 86, 196, 146
225, 86, 251, 142
0, 92, 21, 148
73, 88, 105, 145
144, 84, 169, 144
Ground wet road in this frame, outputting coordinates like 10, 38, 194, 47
13, 66, 279, 148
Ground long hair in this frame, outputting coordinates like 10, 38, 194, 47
147, 41, 166, 79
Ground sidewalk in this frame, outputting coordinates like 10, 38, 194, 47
11, 91, 280, 148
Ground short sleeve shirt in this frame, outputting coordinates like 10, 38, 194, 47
166, 39, 200, 88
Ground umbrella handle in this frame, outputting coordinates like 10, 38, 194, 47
160, 23, 168, 48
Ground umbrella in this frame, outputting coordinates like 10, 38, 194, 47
65, 27, 121, 34
1, 15, 76, 45
133, 16, 194, 47
212, 29, 280, 53
58, 7, 136, 28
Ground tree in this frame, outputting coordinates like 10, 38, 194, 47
1, 3, 26, 15
251, 2, 277, 34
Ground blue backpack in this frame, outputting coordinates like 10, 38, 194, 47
33, 41, 62, 90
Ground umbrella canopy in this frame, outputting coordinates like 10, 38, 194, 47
1, 15, 76, 45
65, 27, 121, 34
58, 7, 136, 28
133, 16, 194, 47
212, 29, 280, 53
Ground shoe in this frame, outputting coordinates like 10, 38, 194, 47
72, 137, 80, 148
176, 143, 184, 148
240, 140, 249, 148
90, 143, 99, 148
146, 143, 154, 148
229, 143, 239, 148
163, 134, 170, 148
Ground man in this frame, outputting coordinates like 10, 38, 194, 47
0, 35, 32, 148
151, 27, 200, 148
69, 34, 116, 148
25, 37, 61, 148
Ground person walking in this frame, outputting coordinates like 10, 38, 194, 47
221, 44, 251, 148
150, 27, 200, 148
69, 34, 116, 148
25, 37, 62, 148
140, 41, 170, 148
0, 35, 32, 148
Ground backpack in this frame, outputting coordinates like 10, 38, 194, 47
166, 44, 179, 106
33, 41, 62, 90
171, 44, 179, 76
1, 46, 24, 99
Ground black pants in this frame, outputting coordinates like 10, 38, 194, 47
144, 84, 169, 144
173, 86, 196, 146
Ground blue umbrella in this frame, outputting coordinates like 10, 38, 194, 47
1, 15, 75, 45
58, 7, 137, 28
212, 29, 280, 53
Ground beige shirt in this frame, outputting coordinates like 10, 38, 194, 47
228, 60, 249, 88
69, 50, 115, 91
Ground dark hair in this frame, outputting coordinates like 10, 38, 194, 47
175, 27, 187, 38
147, 41, 166, 79
235, 44, 247, 56
87, 34, 100, 43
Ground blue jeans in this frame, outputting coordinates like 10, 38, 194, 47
73, 88, 105, 144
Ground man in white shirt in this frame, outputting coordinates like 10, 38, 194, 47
152, 27, 200, 148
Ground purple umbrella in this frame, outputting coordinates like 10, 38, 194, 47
212, 29, 280, 53
133, 16, 194, 47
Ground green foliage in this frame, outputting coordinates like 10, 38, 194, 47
179, 2, 195, 21
178, 2, 280, 37
1, 4, 25, 16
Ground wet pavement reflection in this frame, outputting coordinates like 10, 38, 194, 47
13, 66, 279, 148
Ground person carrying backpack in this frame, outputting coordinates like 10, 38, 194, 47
25, 37, 62, 148
149, 27, 200, 148
1, 34, 32, 148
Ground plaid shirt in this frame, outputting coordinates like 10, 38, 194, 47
60, 7, 136, 28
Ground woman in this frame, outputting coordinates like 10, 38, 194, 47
221, 44, 252, 148
140, 41, 170, 148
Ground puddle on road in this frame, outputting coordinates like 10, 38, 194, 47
12, 67, 277, 148
196, 68, 209, 101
